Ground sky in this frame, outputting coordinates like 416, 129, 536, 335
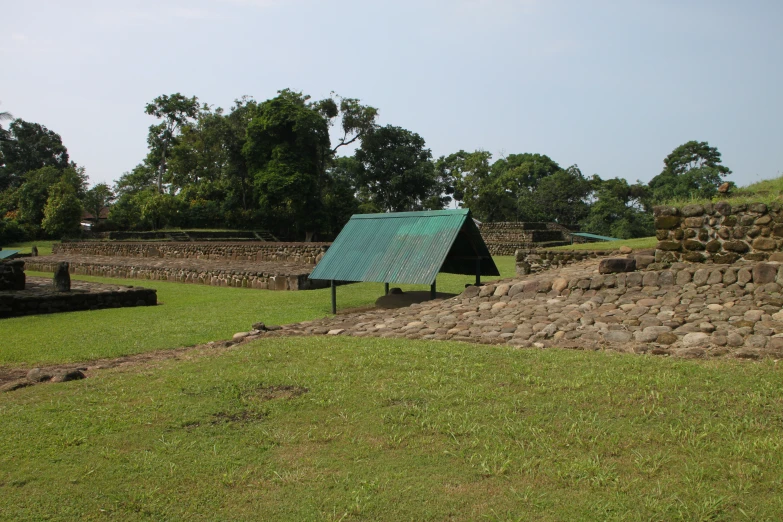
2, 0, 782, 189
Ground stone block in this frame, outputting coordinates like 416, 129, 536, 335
714, 201, 732, 215
683, 217, 706, 228
598, 258, 636, 274
656, 241, 682, 251
723, 240, 750, 253
681, 204, 705, 217
752, 263, 778, 284
683, 240, 705, 251
655, 216, 682, 229
752, 237, 777, 251
749, 203, 768, 214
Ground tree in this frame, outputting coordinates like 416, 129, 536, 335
83, 183, 115, 224
16, 166, 85, 229
518, 165, 594, 224
648, 141, 731, 203
41, 179, 83, 238
352, 125, 440, 212
580, 178, 653, 239
243, 90, 330, 238
0, 119, 70, 191
145, 93, 200, 193
0, 104, 12, 142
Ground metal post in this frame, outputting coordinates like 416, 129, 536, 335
384, 282, 389, 295
430, 279, 436, 300
331, 279, 336, 314
475, 257, 481, 286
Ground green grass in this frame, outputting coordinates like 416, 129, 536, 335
1, 336, 782, 520
550, 237, 657, 252
4, 240, 59, 256
662, 174, 783, 207
1, 256, 515, 366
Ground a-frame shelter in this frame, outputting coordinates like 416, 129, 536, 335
309, 209, 499, 313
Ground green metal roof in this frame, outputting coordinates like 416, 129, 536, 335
309, 209, 499, 285
0, 249, 19, 260
571, 232, 620, 242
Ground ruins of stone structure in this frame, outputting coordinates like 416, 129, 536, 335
654, 202, 783, 263
478, 222, 579, 255
0, 260, 25, 291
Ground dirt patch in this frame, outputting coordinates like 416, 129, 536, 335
0, 338, 247, 392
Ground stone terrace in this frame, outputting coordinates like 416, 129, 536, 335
1, 276, 157, 318
25, 254, 328, 291
245, 258, 783, 360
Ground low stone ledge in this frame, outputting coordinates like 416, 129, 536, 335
0, 277, 157, 318
53, 241, 330, 265
25, 258, 328, 291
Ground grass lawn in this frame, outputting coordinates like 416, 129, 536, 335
550, 237, 658, 252
4, 240, 59, 256
1, 257, 515, 366
1, 336, 782, 520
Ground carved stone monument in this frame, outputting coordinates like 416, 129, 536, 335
54, 262, 71, 292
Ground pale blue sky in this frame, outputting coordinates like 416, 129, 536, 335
2, 0, 781, 188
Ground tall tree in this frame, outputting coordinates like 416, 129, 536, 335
0, 119, 70, 191
145, 93, 199, 193
41, 179, 83, 238
352, 125, 439, 212
648, 141, 731, 203
517, 165, 594, 224
243, 90, 330, 238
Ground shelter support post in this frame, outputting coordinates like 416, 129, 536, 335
384, 282, 389, 295
475, 257, 481, 286
331, 280, 336, 314
430, 279, 436, 300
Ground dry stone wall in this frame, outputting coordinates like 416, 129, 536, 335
479, 222, 571, 255
253, 258, 783, 360
25, 258, 327, 291
514, 249, 621, 276
53, 242, 330, 264
655, 202, 783, 264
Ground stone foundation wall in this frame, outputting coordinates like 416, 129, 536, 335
0, 260, 25, 290
0, 280, 157, 318
655, 202, 783, 264
53, 242, 330, 264
479, 222, 573, 255
514, 249, 614, 275
25, 259, 328, 291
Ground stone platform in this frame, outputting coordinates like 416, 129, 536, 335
24, 255, 328, 291
247, 258, 783, 360
1, 277, 157, 318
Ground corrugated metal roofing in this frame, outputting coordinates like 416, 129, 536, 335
310, 209, 499, 285
0, 249, 19, 260
571, 232, 620, 242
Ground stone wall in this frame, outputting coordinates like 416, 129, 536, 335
0, 277, 157, 318
53, 242, 330, 264
25, 259, 328, 291
479, 222, 572, 255
0, 260, 25, 290
514, 249, 616, 276
655, 202, 783, 264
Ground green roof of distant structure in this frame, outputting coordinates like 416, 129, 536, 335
0, 249, 19, 260
571, 232, 620, 242
309, 209, 499, 285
